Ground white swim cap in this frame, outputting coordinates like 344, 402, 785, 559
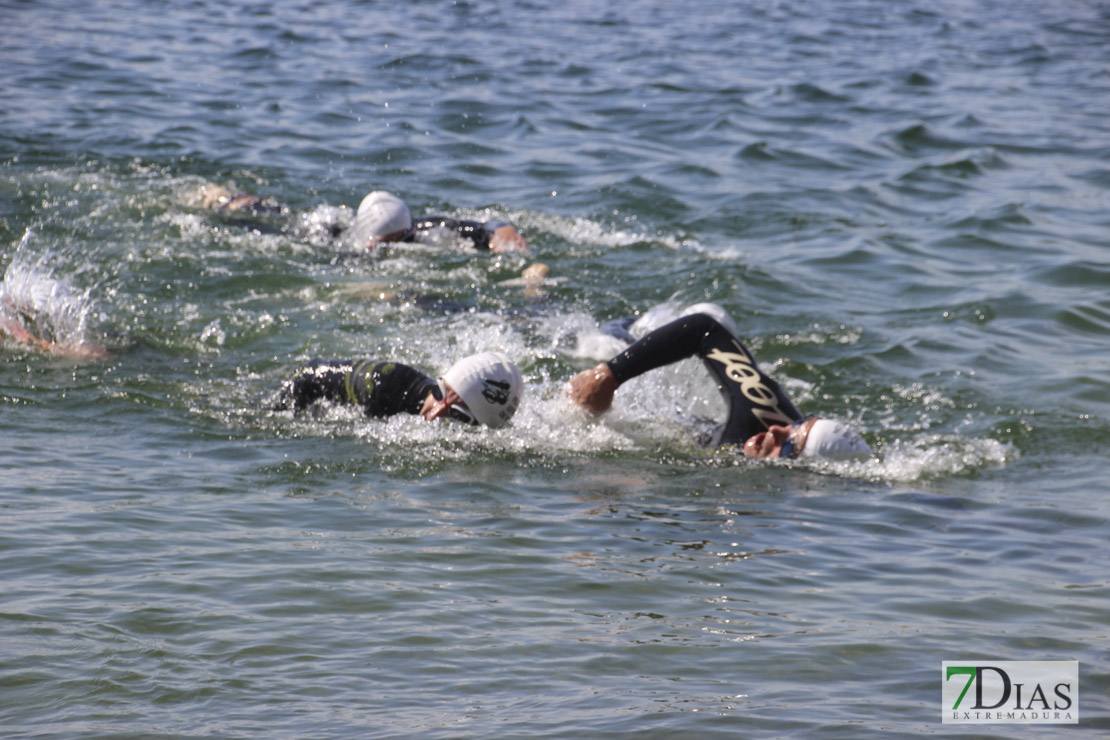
628, 304, 681, 338
681, 302, 739, 337
799, 419, 871, 460
354, 191, 411, 246
441, 352, 523, 428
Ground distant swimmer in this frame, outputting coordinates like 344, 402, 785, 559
197, 183, 288, 217
274, 351, 523, 428
196, 184, 527, 253
567, 303, 871, 460
353, 190, 527, 252
0, 252, 110, 361
0, 313, 109, 361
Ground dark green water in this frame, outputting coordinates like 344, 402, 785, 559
2, 1, 1109, 737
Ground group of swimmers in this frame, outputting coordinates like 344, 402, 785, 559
199, 184, 529, 253
4, 185, 872, 462
233, 186, 869, 461
274, 300, 870, 460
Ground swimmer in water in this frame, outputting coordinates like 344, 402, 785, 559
353, 190, 527, 253
0, 260, 110, 361
198, 183, 287, 216
274, 351, 523, 428
197, 184, 527, 252
0, 312, 109, 361
337, 261, 557, 315
567, 303, 871, 460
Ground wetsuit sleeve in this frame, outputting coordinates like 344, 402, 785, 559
277, 359, 438, 417
412, 216, 499, 250
605, 313, 803, 445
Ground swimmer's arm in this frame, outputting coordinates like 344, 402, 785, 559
566, 314, 726, 414
0, 321, 50, 352
1, 319, 108, 360
567, 335, 687, 415
604, 317, 709, 384
414, 217, 526, 252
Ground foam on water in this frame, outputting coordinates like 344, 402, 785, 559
0, 165, 1044, 487
514, 209, 698, 252
209, 295, 1017, 485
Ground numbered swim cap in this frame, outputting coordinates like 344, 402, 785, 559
798, 419, 871, 460
354, 191, 411, 246
441, 352, 523, 429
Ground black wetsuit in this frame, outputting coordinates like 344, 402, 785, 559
214, 195, 507, 250
605, 313, 803, 447
406, 216, 509, 251
275, 359, 439, 417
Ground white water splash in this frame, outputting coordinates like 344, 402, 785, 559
496, 209, 698, 251
1, 230, 100, 351
868, 434, 1017, 482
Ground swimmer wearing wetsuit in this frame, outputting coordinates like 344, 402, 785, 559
404, 215, 514, 251
606, 312, 802, 446
569, 306, 870, 460
354, 191, 526, 252
276, 359, 445, 418
275, 352, 524, 428
198, 185, 526, 252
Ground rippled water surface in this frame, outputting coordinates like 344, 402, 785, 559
3, 1, 1109, 737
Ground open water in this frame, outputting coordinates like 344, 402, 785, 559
2, 1, 1109, 737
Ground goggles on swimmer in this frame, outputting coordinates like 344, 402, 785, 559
778, 416, 817, 459
447, 403, 478, 426
437, 381, 479, 426
437, 377, 477, 428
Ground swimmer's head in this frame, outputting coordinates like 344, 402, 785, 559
197, 183, 234, 209
354, 191, 412, 247
440, 352, 523, 428
797, 418, 870, 460
744, 417, 871, 460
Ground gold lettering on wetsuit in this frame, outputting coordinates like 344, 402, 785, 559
704, 347, 793, 428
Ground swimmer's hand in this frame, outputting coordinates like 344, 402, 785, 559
197, 184, 234, 209
567, 362, 617, 415
521, 262, 549, 282
489, 224, 527, 252
196, 184, 261, 212
223, 194, 263, 212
